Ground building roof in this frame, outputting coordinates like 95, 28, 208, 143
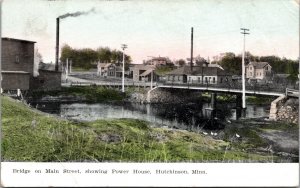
132, 64, 155, 70
192, 67, 229, 76
206, 63, 224, 70
98, 63, 114, 68
166, 66, 194, 75
150, 57, 168, 61
2, 37, 36, 43
140, 69, 154, 77
167, 66, 230, 76
246, 62, 270, 69
1, 71, 30, 74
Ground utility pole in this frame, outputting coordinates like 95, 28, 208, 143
0, 1, 3, 179
150, 69, 153, 89
66, 58, 69, 81
190, 27, 194, 72
121, 44, 127, 93
241, 28, 250, 112
299, 56, 300, 127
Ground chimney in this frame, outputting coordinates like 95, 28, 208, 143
55, 17, 60, 71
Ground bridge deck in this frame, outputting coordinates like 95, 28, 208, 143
63, 76, 299, 97
158, 85, 285, 97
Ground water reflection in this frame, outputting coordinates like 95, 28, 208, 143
34, 102, 270, 131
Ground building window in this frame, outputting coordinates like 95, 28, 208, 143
212, 77, 215, 83
198, 77, 201, 82
205, 77, 208, 83
15, 55, 19, 63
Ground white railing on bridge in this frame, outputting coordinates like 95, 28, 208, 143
62, 81, 157, 88
285, 88, 299, 97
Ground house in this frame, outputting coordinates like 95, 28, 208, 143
130, 64, 157, 82
97, 63, 116, 77
144, 57, 170, 67
1, 38, 35, 90
246, 61, 272, 80
1, 38, 62, 91
166, 65, 230, 84
188, 66, 230, 84
166, 66, 194, 83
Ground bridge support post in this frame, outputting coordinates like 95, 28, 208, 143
236, 94, 246, 119
210, 93, 217, 118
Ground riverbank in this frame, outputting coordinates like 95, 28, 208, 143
2, 96, 289, 162
28, 86, 277, 106
27, 86, 127, 103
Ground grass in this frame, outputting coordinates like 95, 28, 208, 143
29, 86, 126, 102
71, 67, 91, 72
246, 96, 276, 105
1, 96, 279, 162
220, 118, 299, 153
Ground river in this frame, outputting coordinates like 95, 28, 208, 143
33, 101, 270, 131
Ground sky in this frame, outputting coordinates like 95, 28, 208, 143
2, 0, 299, 63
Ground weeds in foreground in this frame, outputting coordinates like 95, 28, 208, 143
1, 96, 288, 162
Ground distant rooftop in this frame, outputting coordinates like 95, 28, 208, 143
246, 61, 270, 69
2, 37, 36, 43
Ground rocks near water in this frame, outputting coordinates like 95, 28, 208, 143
277, 98, 299, 124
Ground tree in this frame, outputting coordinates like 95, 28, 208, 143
60, 44, 74, 63
218, 52, 241, 74
177, 59, 186, 67
60, 45, 132, 70
194, 55, 208, 66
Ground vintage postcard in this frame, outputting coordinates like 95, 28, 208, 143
0, 0, 299, 187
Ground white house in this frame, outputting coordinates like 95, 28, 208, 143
246, 61, 272, 80
97, 62, 116, 77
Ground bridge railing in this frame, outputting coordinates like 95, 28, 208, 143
286, 88, 299, 97
64, 78, 298, 95
158, 80, 290, 93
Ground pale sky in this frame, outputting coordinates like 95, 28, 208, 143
2, 0, 299, 63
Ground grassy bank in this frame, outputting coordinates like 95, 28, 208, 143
1, 96, 277, 162
200, 93, 276, 105
29, 86, 126, 102
246, 96, 276, 105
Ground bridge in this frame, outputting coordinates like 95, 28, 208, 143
63, 75, 299, 98
158, 84, 285, 97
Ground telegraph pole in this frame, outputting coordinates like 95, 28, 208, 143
0, 0, 2, 179
190, 27, 194, 72
121, 44, 127, 93
241, 28, 250, 112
